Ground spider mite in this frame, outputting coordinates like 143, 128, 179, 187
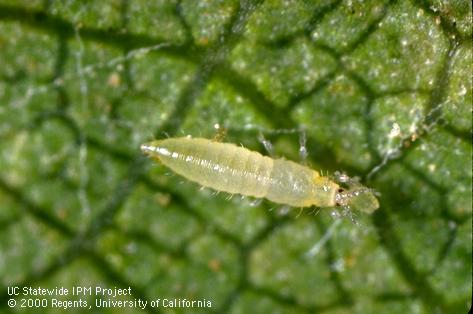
141, 137, 379, 213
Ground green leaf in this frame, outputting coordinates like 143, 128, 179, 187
0, 1, 471, 313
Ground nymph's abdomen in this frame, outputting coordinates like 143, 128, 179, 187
142, 137, 274, 198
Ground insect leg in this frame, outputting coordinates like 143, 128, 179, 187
257, 132, 275, 157
249, 198, 263, 207
333, 171, 360, 184
212, 123, 227, 142
308, 207, 321, 216
298, 127, 309, 164
277, 205, 291, 216
295, 207, 304, 218
341, 206, 359, 225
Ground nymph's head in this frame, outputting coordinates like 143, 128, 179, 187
333, 172, 379, 214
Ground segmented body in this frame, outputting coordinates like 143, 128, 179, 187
141, 137, 339, 207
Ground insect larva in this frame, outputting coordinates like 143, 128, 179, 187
141, 137, 379, 213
